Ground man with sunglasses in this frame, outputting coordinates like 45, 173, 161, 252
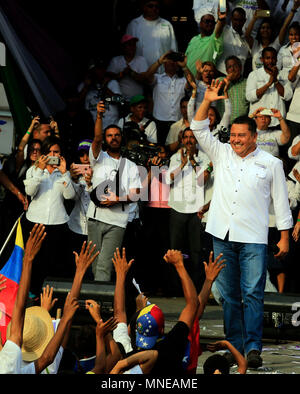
186, 7, 227, 76
126, 0, 177, 72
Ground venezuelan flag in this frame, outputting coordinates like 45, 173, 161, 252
0, 219, 24, 343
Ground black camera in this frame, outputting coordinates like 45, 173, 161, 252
122, 121, 148, 145
166, 51, 185, 62
95, 84, 126, 109
218, 126, 230, 144
121, 143, 161, 167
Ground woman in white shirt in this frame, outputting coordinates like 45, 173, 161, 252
245, 7, 296, 70
23, 136, 76, 295
277, 21, 300, 79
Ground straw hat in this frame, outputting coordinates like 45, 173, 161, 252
7, 306, 54, 362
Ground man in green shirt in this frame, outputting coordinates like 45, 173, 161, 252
216, 55, 249, 124
185, 8, 226, 77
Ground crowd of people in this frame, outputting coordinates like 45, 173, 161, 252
1, 0, 300, 375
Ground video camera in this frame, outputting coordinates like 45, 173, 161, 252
95, 83, 126, 109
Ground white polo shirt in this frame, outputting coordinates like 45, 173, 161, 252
152, 73, 187, 121
246, 67, 293, 127
191, 118, 293, 244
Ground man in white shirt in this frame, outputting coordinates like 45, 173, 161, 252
191, 80, 293, 368
87, 102, 141, 282
246, 47, 293, 127
165, 96, 190, 153
166, 128, 212, 294
126, 0, 177, 72
216, 7, 250, 75
118, 95, 157, 144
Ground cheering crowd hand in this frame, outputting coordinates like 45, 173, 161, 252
163, 249, 184, 268
292, 221, 300, 242
73, 240, 100, 274
40, 285, 58, 313
96, 317, 118, 338
62, 292, 79, 322
23, 223, 46, 263
204, 80, 226, 103
203, 251, 226, 283
112, 247, 134, 278
86, 299, 102, 323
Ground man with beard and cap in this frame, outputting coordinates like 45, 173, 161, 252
165, 128, 213, 294
86, 102, 141, 282
246, 47, 293, 127
185, 6, 227, 76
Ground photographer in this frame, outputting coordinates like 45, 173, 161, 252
118, 95, 157, 144
86, 102, 141, 282
23, 136, 76, 296
80, 58, 123, 129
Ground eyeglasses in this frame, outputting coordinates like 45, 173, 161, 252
30, 148, 41, 153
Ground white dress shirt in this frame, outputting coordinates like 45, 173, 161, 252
191, 118, 293, 244
216, 25, 250, 75
152, 73, 187, 121
246, 67, 293, 127
24, 166, 75, 225
166, 148, 210, 213
86, 149, 141, 229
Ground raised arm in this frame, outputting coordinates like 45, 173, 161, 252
194, 80, 226, 122
270, 108, 291, 145
8, 224, 46, 347
214, 7, 227, 39
92, 101, 106, 159
279, 1, 300, 45
196, 252, 226, 319
112, 247, 134, 324
0, 170, 28, 210
15, 116, 40, 173
163, 250, 199, 329
144, 51, 171, 84
34, 293, 79, 374
110, 350, 158, 374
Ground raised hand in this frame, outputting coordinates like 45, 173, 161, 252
292, 221, 300, 242
204, 80, 226, 103
203, 251, 226, 282
73, 241, 100, 274
163, 249, 184, 268
112, 247, 134, 278
24, 223, 46, 263
96, 317, 118, 338
86, 299, 101, 323
40, 285, 58, 312
62, 292, 79, 321
206, 340, 227, 352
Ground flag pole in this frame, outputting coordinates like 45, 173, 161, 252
0, 212, 24, 258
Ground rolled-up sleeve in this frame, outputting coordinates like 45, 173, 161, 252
245, 70, 259, 103
271, 159, 294, 230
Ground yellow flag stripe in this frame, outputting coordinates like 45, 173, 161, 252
15, 219, 24, 250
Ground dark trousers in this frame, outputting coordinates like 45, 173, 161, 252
22, 217, 75, 296
169, 208, 205, 294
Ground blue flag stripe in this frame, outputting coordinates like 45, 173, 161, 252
0, 244, 24, 283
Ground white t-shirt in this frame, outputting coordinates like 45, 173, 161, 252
87, 149, 141, 228
256, 128, 284, 157
126, 16, 177, 71
107, 55, 148, 100
84, 80, 122, 129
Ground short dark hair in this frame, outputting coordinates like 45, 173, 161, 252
225, 55, 242, 70
203, 354, 230, 375
288, 21, 300, 35
261, 46, 277, 58
231, 7, 246, 19
232, 115, 257, 135
41, 136, 65, 155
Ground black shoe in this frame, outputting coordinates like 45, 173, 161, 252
247, 350, 262, 368
223, 352, 236, 367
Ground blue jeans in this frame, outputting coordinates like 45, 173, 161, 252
213, 236, 268, 355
